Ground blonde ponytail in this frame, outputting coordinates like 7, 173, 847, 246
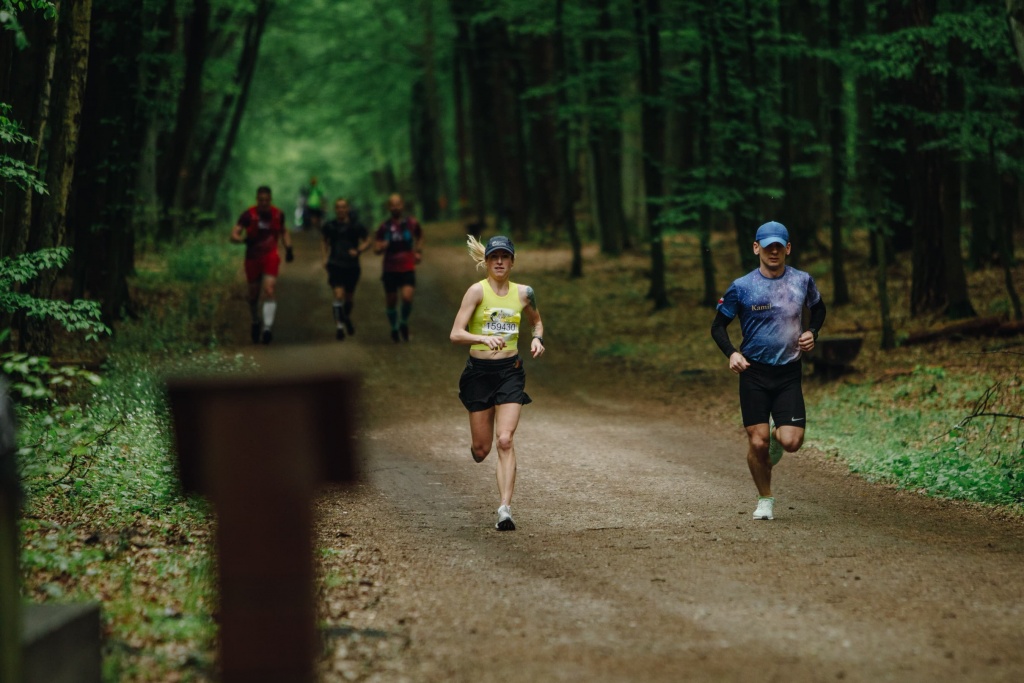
466, 234, 486, 270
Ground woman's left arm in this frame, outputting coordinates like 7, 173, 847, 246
521, 285, 544, 359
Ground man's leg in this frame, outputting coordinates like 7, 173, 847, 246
384, 290, 399, 341
745, 423, 772, 497
332, 285, 347, 340
261, 275, 277, 344
247, 280, 261, 343
399, 284, 414, 341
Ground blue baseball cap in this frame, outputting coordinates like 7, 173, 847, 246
484, 235, 515, 257
755, 221, 789, 248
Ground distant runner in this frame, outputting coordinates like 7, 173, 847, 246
450, 235, 545, 531
230, 185, 294, 345
306, 176, 325, 232
711, 221, 826, 520
373, 194, 423, 342
321, 197, 370, 340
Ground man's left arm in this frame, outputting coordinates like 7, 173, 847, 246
282, 220, 294, 262
798, 299, 826, 352
413, 220, 424, 263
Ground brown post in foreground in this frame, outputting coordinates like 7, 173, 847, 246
167, 372, 359, 683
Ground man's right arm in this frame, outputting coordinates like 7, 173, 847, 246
711, 311, 737, 358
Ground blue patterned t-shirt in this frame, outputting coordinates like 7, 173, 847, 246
716, 266, 821, 366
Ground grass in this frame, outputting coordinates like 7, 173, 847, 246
515, 223, 1024, 515
15, 233, 248, 682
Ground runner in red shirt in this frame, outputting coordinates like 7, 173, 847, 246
230, 185, 294, 344
373, 193, 423, 342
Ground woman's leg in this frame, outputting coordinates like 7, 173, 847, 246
468, 407, 496, 462
493, 403, 523, 507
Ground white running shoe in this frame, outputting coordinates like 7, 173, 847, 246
753, 497, 775, 520
495, 505, 516, 531
769, 422, 783, 465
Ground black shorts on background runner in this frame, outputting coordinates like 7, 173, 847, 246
328, 266, 360, 291
382, 270, 416, 292
738, 359, 805, 428
459, 356, 532, 412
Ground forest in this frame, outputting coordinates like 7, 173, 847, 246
1, 0, 1023, 355
4, 2, 1024, 680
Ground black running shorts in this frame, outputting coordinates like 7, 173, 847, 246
738, 359, 805, 428
381, 270, 416, 293
327, 265, 361, 291
458, 355, 532, 412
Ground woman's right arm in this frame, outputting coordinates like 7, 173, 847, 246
450, 284, 504, 350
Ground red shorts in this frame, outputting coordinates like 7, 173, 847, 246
244, 250, 280, 282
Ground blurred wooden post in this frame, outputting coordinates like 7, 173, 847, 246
0, 378, 22, 683
167, 372, 359, 683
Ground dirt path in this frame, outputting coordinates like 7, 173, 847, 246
241, 226, 1024, 682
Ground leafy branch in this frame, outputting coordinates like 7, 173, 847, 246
0, 248, 111, 341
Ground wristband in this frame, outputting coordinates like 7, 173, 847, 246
533, 336, 544, 345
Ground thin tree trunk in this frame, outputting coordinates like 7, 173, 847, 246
555, 0, 582, 277
697, 24, 717, 307
157, 0, 211, 243
22, 0, 92, 355
827, 0, 850, 304
422, 0, 450, 219
1008, 0, 1024, 75
586, 0, 626, 255
1, 10, 57, 260
875, 228, 895, 349
207, 0, 271, 204
452, 46, 470, 217
635, 0, 668, 309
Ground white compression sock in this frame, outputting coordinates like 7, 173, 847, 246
262, 300, 277, 329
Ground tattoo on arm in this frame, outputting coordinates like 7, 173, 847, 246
526, 286, 537, 311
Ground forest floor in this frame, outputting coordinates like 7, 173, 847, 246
215, 221, 1024, 682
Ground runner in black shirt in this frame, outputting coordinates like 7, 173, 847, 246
321, 198, 370, 340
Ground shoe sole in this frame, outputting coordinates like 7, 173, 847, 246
496, 519, 516, 531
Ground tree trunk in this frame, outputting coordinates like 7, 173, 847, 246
452, 45, 470, 218
635, 0, 669, 309
70, 0, 146, 324
22, 0, 92, 355
555, 0, 583, 277
903, 0, 974, 319
778, 0, 825, 257
875, 228, 895, 349
410, 78, 440, 221
697, 22, 717, 307
585, 0, 626, 255
0, 9, 57, 261
206, 0, 271, 208
524, 34, 562, 232
420, 0, 449, 220
826, 0, 849, 304
157, 0, 211, 243
1009, 0, 1024, 75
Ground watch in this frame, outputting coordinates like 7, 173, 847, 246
533, 336, 544, 345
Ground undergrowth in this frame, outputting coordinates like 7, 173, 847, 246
14, 232, 247, 682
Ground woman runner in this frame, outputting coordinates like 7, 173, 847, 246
450, 235, 545, 531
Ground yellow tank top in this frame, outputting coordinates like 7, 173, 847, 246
469, 280, 522, 352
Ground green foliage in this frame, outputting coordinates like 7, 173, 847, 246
810, 364, 1024, 507
0, 0, 56, 49
1, 352, 101, 403
0, 248, 111, 341
0, 102, 47, 195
